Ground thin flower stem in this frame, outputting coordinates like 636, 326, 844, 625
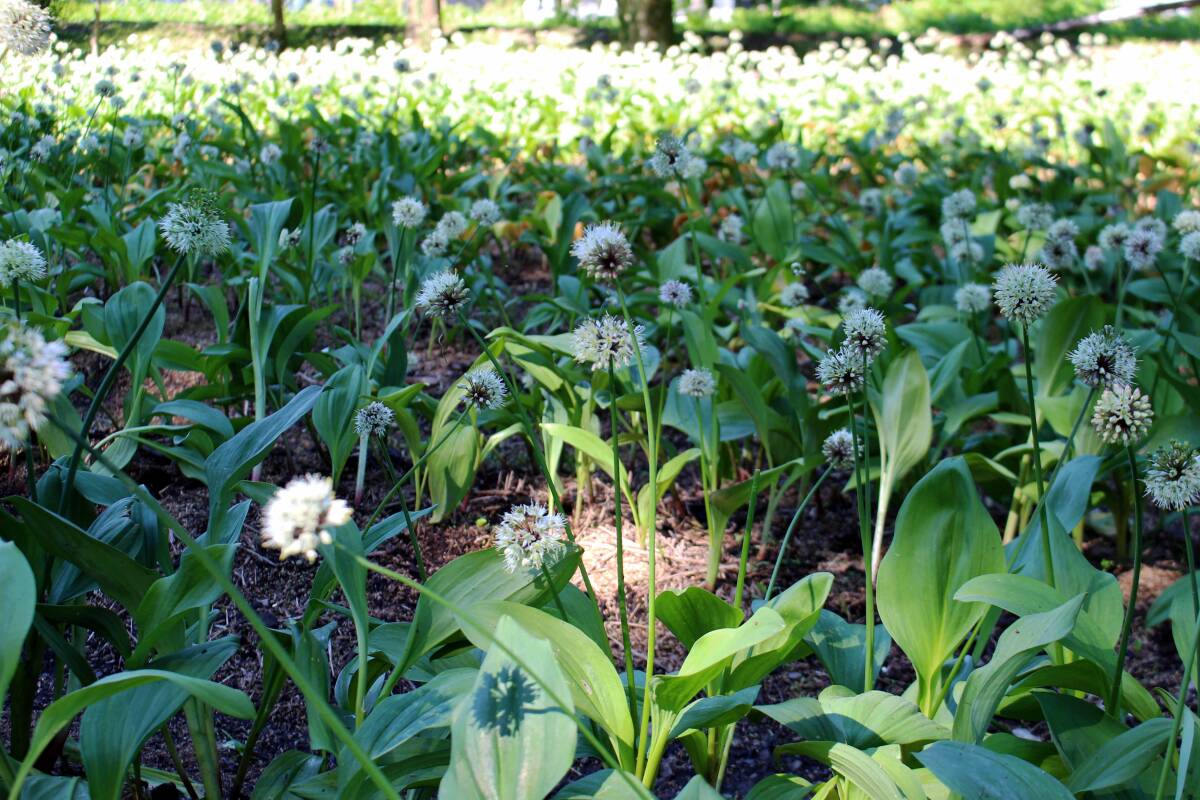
385, 228, 407, 323
609, 361, 638, 728
1022, 324, 1056, 589
696, 395, 719, 589
1046, 386, 1097, 490
1185, 508, 1198, 618
59, 253, 187, 512
304, 151, 320, 305
848, 385, 876, 692
733, 470, 761, 611
539, 562, 569, 621
1153, 598, 1199, 800
764, 467, 832, 603
1108, 445, 1144, 718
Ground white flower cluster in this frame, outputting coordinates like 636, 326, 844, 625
570, 221, 634, 281
679, 367, 716, 398
992, 263, 1057, 324
1091, 384, 1153, 446
0, 239, 47, 284
414, 270, 468, 319
353, 401, 394, 438
391, 196, 427, 229
0, 320, 70, 450
647, 134, 705, 180
1144, 441, 1200, 512
260, 475, 353, 562
821, 429, 857, 470
492, 502, 567, 573
658, 279, 693, 308
1068, 325, 1137, 389
158, 193, 231, 257
572, 314, 644, 371
0, 0, 51, 57
459, 368, 507, 410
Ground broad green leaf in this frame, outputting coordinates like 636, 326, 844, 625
729, 571, 833, 690
777, 741, 907, 800
656, 586, 743, 651
426, 419, 480, 524
743, 774, 815, 800
311, 364, 367, 484
458, 601, 635, 761
552, 770, 654, 799
670, 685, 761, 739
542, 422, 630, 490
951, 594, 1085, 743
80, 639, 239, 800
13, 668, 254, 792
876, 457, 1005, 710
204, 384, 322, 529
1064, 717, 1171, 793
760, 687, 948, 750
916, 740, 1075, 799
1035, 296, 1105, 398
674, 775, 726, 800
805, 609, 892, 690
0, 542, 35, 702
132, 544, 236, 660
439, 615, 576, 800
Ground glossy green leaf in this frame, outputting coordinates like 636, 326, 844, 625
656, 586, 743, 651
804, 609, 892, 690
916, 740, 1075, 799
0, 541, 35, 703
761, 686, 948, 750
312, 364, 367, 484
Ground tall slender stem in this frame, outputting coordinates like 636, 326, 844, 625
59, 253, 187, 511
1046, 386, 1097, 490
1021, 324, 1056, 588
765, 467, 831, 603
608, 361, 638, 728
1153, 599, 1199, 800
1108, 446, 1144, 718
849, 385, 876, 692
733, 471, 761, 611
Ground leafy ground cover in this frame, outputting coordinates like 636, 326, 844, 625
2, 4, 1200, 799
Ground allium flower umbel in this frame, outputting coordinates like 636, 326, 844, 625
780, 282, 809, 308
857, 267, 894, 299
353, 401, 394, 438
658, 279, 693, 308
992, 263, 1057, 325
459, 368, 507, 410
469, 198, 500, 226
1144, 441, 1200, 512
0, 239, 47, 283
1180, 232, 1200, 262
391, 196, 427, 229
414, 270, 468, 319
942, 189, 976, 220
679, 368, 716, 398
159, 191, 231, 257
1068, 325, 1137, 389
1173, 210, 1200, 235
1098, 223, 1131, 252
0, 0, 52, 57
1091, 384, 1153, 446
647, 134, 705, 179
816, 347, 865, 396
841, 307, 887, 364
0, 320, 70, 450
571, 221, 634, 281
260, 475, 352, 562
1123, 228, 1163, 271
955, 283, 990, 314
821, 429, 858, 470
492, 503, 567, 573
572, 314, 644, 371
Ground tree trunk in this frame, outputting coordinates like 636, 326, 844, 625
271, 0, 288, 49
91, 0, 100, 56
617, 0, 673, 48
411, 0, 441, 42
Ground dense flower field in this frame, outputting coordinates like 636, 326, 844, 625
3, 5, 1200, 799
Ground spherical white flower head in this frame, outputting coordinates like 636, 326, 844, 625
1091, 383, 1153, 446
0, 320, 70, 451
955, 282, 991, 314
992, 263, 1058, 325
261, 475, 352, 562
260, 143, 282, 164
414, 270, 468, 319
344, 222, 367, 246
1084, 245, 1105, 271
857, 267, 894, 299
821, 428, 857, 470
391, 196, 427, 229
469, 198, 500, 226
571, 221, 634, 282
1144, 441, 1200, 512
940, 220, 970, 247
1016, 203, 1054, 231
420, 229, 449, 258
278, 228, 302, 250
765, 141, 801, 171
94, 79, 117, 98
1069, 325, 1137, 389
436, 211, 468, 240
841, 307, 887, 364
158, 194, 231, 258
1180, 232, 1200, 262
718, 214, 744, 244
837, 289, 867, 316
790, 181, 808, 201
678, 154, 707, 180
894, 162, 918, 187
492, 502, 567, 573
1172, 210, 1200, 236
572, 314, 644, 371
1098, 222, 1130, 252
1122, 228, 1162, 271
647, 134, 691, 178
0, 0, 51, 56
353, 401, 394, 438
721, 137, 758, 165
0, 239, 47, 283
1037, 236, 1076, 270
816, 346, 865, 396
1134, 216, 1167, 242
951, 240, 986, 266
1046, 219, 1079, 243
941, 189, 976, 220
859, 189, 885, 216
459, 368, 507, 410
780, 282, 809, 308
122, 126, 144, 149
1009, 174, 1033, 191
679, 367, 716, 398
658, 279, 693, 308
